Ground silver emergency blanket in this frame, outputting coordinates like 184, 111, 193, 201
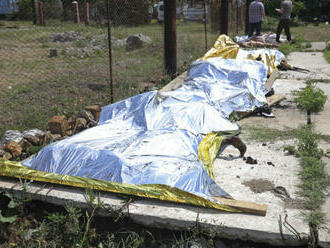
23, 57, 268, 202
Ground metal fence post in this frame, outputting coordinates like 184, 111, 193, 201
220, 0, 228, 34
106, 0, 114, 103
72, 1, 80, 24
38, 1, 45, 26
84, 2, 90, 25
31, 0, 37, 25
164, 0, 177, 78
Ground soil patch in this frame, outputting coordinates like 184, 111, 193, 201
242, 179, 275, 193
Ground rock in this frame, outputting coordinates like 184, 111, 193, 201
44, 131, 54, 144
66, 130, 73, 136
3, 152, 12, 160
0, 130, 23, 146
49, 49, 58, 57
184, 239, 207, 248
112, 37, 126, 46
135, 33, 152, 44
126, 34, 152, 51
20, 139, 32, 151
267, 161, 275, 167
126, 35, 143, 51
50, 31, 82, 42
0, 147, 5, 157
48, 115, 69, 136
81, 110, 97, 126
246, 156, 257, 164
4, 141, 22, 158
50, 133, 62, 142
74, 118, 88, 133
67, 116, 77, 130
85, 105, 101, 122
23, 129, 46, 146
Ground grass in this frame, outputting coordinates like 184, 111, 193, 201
1, 18, 329, 136
243, 125, 330, 144
0, 20, 218, 137
324, 43, 330, 64
242, 125, 300, 142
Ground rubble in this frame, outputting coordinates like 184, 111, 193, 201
48, 116, 69, 136
0, 104, 102, 161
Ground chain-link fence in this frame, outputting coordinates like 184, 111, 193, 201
0, 0, 246, 136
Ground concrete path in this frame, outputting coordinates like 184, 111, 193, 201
239, 50, 330, 247
0, 50, 329, 247
302, 42, 328, 51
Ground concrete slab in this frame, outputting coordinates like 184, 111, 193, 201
1, 51, 330, 247
280, 52, 330, 80
302, 42, 328, 51
0, 175, 309, 247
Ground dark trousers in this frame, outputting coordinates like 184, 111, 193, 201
276, 19, 291, 42
248, 22, 262, 37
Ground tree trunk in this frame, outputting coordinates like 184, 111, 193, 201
307, 110, 311, 125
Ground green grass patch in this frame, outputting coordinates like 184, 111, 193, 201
282, 125, 330, 245
306, 78, 330, 84
242, 125, 300, 142
324, 43, 330, 64
243, 125, 330, 144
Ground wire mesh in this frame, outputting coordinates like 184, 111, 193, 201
0, 0, 246, 136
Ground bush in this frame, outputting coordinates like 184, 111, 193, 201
297, 125, 323, 159
292, 82, 327, 124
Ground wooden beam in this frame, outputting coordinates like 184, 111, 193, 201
265, 70, 279, 91
213, 197, 267, 216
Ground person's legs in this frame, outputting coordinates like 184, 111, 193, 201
256, 22, 262, 36
283, 19, 291, 41
276, 19, 284, 42
248, 22, 255, 37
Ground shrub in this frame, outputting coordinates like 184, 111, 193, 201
292, 82, 327, 124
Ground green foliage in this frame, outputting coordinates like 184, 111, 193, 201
282, 123, 330, 237
298, 156, 329, 228
243, 125, 300, 142
0, 210, 17, 224
15, 0, 33, 20
283, 145, 297, 156
324, 43, 330, 64
292, 82, 327, 114
297, 125, 324, 159
291, 1, 307, 18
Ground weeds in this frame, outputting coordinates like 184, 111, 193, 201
283, 125, 330, 247
243, 125, 300, 142
324, 43, 330, 64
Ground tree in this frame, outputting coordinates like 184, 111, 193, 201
293, 81, 327, 125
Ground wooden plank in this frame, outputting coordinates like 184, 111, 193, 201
213, 197, 267, 216
267, 94, 286, 107
265, 70, 279, 91
160, 71, 187, 92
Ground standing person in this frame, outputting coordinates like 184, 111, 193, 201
248, 0, 267, 38
276, 0, 292, 43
